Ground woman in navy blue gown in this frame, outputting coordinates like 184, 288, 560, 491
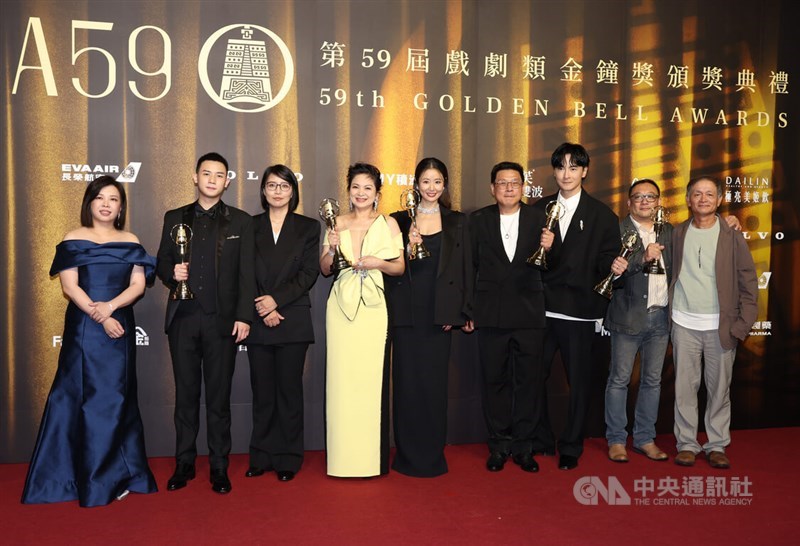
22, 176, 157, 507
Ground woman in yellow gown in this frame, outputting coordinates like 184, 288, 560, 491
320, 162, 404, 477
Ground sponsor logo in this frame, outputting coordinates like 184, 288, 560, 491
61, 161, 142, 183
135, 326, 149, 346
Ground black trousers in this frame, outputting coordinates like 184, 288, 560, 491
477, 327, 544, 455
533, 317, 597, 458
167, 303, 236, 470
246, 342, 308, 473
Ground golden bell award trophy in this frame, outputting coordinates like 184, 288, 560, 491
319, 198, 352, 272
527, 200, 565, 270
400, 188, 431, 260
594, 230, 640, 300
169, 223, 194, 300
646, 206, 669, 275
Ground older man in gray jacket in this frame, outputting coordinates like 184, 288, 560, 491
669, 176, 758, 469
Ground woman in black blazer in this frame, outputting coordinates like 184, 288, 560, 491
245, 165, 320, 482
386, 157, 473, 477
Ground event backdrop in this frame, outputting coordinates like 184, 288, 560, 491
2, 0, 797, 463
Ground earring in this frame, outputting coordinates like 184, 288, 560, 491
373, 199, 378, 211
349, 200, 354, 211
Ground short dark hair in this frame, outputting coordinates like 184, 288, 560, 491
80, 175, 127, 229
347, 162, 382, 192
260, 164, 300, 212
629, 178, 660, 197
551, 142, 590, 169
196, 152, 229, 174
490, 161, 524, 184
686, 175, 722, 198
414, 157, 451, 209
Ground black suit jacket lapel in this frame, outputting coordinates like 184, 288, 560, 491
513, 205, 534, 265
272, 213, 300, 284
216, 201, 231, 275
438, 207, 457, 277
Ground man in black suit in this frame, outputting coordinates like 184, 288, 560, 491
470, 161, 551, 473
156, 152, 255, 494
532, 142, 619, 470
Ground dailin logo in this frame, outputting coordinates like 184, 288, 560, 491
199, 24, 294, 113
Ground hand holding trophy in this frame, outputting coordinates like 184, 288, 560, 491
400, 188, 431, 260
646, 206, 669, 275
594, 230, 640, 299
527, 200, 565, 269
169, 223, 194, 300
319, 198, 352, 272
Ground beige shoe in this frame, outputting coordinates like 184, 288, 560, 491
608, 444, 629, 463
675, 450, 696, 467
633, 442, 669, 461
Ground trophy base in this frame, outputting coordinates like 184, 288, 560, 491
331, 256, 352, 273
526, 256, 547, 270
646, 263, 666, 275
409, 244, 431, 261
170, 288, 195, 301
593, 279, 613, 300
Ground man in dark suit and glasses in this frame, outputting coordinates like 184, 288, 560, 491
156, 152, 255, 494
469, 161, 552, 473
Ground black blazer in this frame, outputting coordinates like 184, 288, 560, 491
156, 200, 255, 335
605, 215, 673, 336
386, 207, 473, 327
469, 203, 546, 329
533, 190, 619, 320
246, 212, 320, 345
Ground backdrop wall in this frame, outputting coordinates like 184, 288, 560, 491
2, 0, 797, 463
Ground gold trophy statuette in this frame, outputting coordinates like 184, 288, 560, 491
527, 200, 565, 269
400, 188, 431, 260
318, 198, 352, 272
170, 223, 194, 300
646, 206, 669, 275
594, 230, 640, 300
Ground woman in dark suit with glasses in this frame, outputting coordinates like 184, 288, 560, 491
245, 165, 320, 482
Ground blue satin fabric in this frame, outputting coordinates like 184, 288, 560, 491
22, 241, 158, 507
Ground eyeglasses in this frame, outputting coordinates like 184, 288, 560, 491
266, 182, 292, 192
494, 179, 522, 189
630, 193, 658, 202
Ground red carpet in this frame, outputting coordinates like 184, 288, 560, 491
1, 428, 796, 545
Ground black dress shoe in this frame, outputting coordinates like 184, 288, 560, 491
210, 468, 232, 494
166, 463, 196, 491
558, 455, 579, 470
276, 470, 295, 482
512, 453, 540, 473
245, 466, 266, 478
486, 452, 509, 472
